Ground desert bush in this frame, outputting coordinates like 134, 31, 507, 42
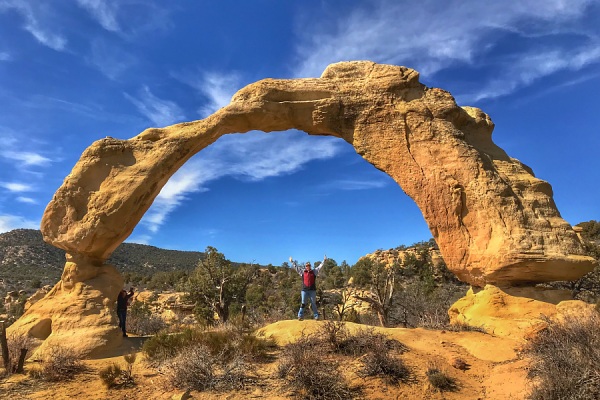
143, 327, 204, 362
445, 321, 487, 333
126, 301, 167, 336
99, 363, 122, 388
143, 326, 275, 365
356, 333, 411, 384
99, 353, 137, 389
524, 313, 600, 399
278, 334, 355, 399
2, 333, 34, 375
319, 321, 407, 357
426, 364, 457, 392
163, 344, 249, 391
30, 345, 85, 381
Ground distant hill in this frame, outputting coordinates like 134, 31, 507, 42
0, 229, 205, 284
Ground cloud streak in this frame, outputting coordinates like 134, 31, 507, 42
0, 1, 67, 51
0, 214, 38, 232
76, 0, 120, 32
140, 131, 344, 233
173, 69, 242, 118
124, 86, 185, 127
1, 182, 35, 192
293, 0, 599, 100
0, 150, 51, 167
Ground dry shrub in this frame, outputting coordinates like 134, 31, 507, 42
426, 363, 457, 392
319, 321, 408, 356
143, 327, 204, 363
127, 302, 167, 336
99, 353, 137, 389
30, 345, 85, 381
524, 313, 600, 400
357, 337, 411, 384
143, 326, 275, 365
99, 363, 122, 388
163, 344, 249, 391
445, 321, 486, 333
277, 334, 354, 399
2, 333, 34, 375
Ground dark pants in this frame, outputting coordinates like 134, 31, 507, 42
117, 309, 127, 335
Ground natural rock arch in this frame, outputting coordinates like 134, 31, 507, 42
10, 61, 595, 356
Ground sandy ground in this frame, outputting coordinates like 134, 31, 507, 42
0, 320, 531, 399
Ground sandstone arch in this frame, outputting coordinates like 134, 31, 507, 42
9, 61, 596, 356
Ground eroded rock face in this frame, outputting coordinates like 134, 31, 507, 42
9, 61, 596, 354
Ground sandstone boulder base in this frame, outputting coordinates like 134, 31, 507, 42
448, 285, 597, 339
8, 61, 596, 355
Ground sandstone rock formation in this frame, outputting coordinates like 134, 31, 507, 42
9, 61, 596, 355
448, 285, 597, 339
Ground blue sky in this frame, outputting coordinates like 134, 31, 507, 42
0, 1, 599, 266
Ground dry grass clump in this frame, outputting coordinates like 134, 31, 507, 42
277, 334, 355, 399
524, 313, 600, 400
163, 344, 249, 391
426, 363, 458, 392
320, 321, 408, 356
318, 321, 411, 384
127, 302, 167, 336
99, 363, 122, 388
146, 325, 275, 392
143, 325, 275, 365
100, 352, 137, 389
1, 333, 34, 376
29, 345, 85, 382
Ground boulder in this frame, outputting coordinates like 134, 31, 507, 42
448, 285, 597, 339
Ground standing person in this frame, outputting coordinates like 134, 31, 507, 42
116, 288, 134, 337
289, 255, 327, 320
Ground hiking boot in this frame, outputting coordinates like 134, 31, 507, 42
298, 316, 303, 321
314, 315, 319, 320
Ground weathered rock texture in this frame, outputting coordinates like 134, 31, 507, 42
449, 285, 597, 339
9, 61, 596, 354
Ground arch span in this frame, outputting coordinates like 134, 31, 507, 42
10, 61, 595, 356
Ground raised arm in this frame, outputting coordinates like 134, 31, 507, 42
289, 256, 303, 275
313, 254, 327, 275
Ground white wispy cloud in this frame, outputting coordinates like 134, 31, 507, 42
322, 179, 389, 191
460, 45, 600, 102
0, 150, 51, 167
173, 70, 242, 117
0, 214, 38, 232
76, 0, 120, 32
87, 38, 136, 79
140, 131, 344, 233
124, 86, 185, 127
0, 1, 67, 51
0, 51, 11, 61
293, 0, 598, 99
16, 196, 37, 204
1, 182, 35, 192
125, 234, 152, 245
196, 72, 242, 117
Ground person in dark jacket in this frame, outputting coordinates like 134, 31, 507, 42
289, 255, 326, 320
116, 288, 134, 337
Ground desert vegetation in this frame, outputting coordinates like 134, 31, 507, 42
2, 225, 600, 399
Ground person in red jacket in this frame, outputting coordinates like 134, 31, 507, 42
289, 255, 326, 320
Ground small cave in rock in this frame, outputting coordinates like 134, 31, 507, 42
29, 318, 52, 340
